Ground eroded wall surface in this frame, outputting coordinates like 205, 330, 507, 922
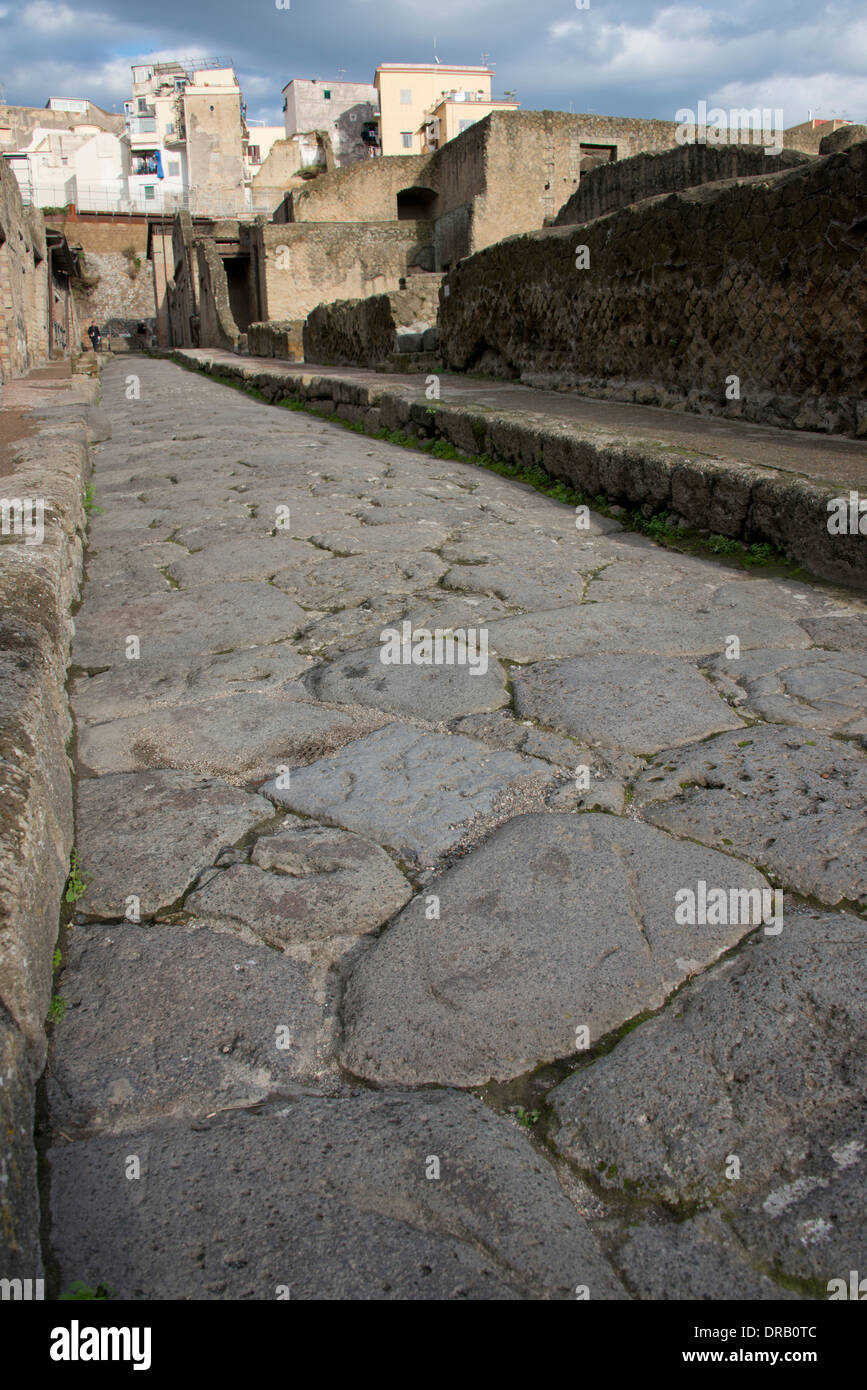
44, 214, 155, 336
303, 274, 442, 366
261, 220, 434, 324
0, 160, 48, 382
553, 144, 810, 226
439, 139, 867, 435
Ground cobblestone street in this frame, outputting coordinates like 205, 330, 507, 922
48, 356, 867, 1300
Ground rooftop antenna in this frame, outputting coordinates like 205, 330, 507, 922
337, 67, 346, 80
434, 38, 440, 64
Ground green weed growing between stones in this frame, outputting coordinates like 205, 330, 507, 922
64, 850, 86, 904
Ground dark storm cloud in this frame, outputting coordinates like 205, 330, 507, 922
2, 1, 864, 125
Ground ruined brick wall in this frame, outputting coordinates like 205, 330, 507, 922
44, 215, 155, 337
302, 274, 442, 367
439, 139, 867, 436
0, 159, 49, 381
553, 144, 810, 226
260, 220, 434, 323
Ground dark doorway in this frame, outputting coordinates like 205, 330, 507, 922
222, 255, 252, 331
397, 186, 438, 220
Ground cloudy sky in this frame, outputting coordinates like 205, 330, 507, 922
2, 0, 864, 128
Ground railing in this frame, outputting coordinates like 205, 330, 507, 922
127, 117, 158, 135
18, 180, 276, 219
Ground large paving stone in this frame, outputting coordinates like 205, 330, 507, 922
70, 644, 312, 725
487, 601, 810, 663
802, 613, 867, 653
549, 909, 867, 1207
307, 521, 449, 557
262, 724, 554, 865
727, 1149, 867, 1293
185, 824, 412, 954
513, 655, 742, 754
614, 1214, 799, 1301
706, 647, 867, 736
162, 536, 320, 589
77, 690, 367, 782
634, 726, 867, 906
442, 558, 599, 611
340, 813, 771, 1087
273, 552, 446, 610
307, 641, 510, 721
48, 922, 339, 1138
75, 771, 274, 919
0, 1015, 41, 1279
73, 580, 307, 667
48, 1090, 625, 1299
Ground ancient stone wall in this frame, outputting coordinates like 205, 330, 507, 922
282, 155, 430, 223
819, 124, 867, 154
439, 139, 867, 436
0, 159, 48, 382
195, 239, 244, 351
553, 144, 810, 226
460, 111, 680, 255
44, 214, 155, 337
302, 274, 442, 367
246, 319, 304, 360
280, 112, 682, 272
260, 220, 434, 324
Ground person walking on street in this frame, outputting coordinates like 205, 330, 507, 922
86, 322, 101, 353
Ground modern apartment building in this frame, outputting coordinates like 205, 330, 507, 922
282, 78, 380, 164
373, 64, 519, 156
0, 100, 128, 210
126, 57, 267, 214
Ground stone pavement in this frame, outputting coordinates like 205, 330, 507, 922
47, 355, 867, 1300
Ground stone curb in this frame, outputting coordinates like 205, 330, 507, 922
0, 386, 95, 1277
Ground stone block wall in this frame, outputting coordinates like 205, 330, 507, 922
0, 160, 48, 382
280, 155, 430, 223
247, 319, 304, 360
439, 139, 867, 436
44, 215, 156, 339
553, 143, 810, 226
302, 274, 442, 367
196, 238, 244, 352
259, 220, 435, 324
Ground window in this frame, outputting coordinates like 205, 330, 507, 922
167, 161, 180, 177
137, 98, 148, 113
248, 145, 261, 164
323, 89, 331, 100
165, 121, 175, 135
144, 185, 155, 200
400, 88, 412, 104
401, 132, 413, 148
